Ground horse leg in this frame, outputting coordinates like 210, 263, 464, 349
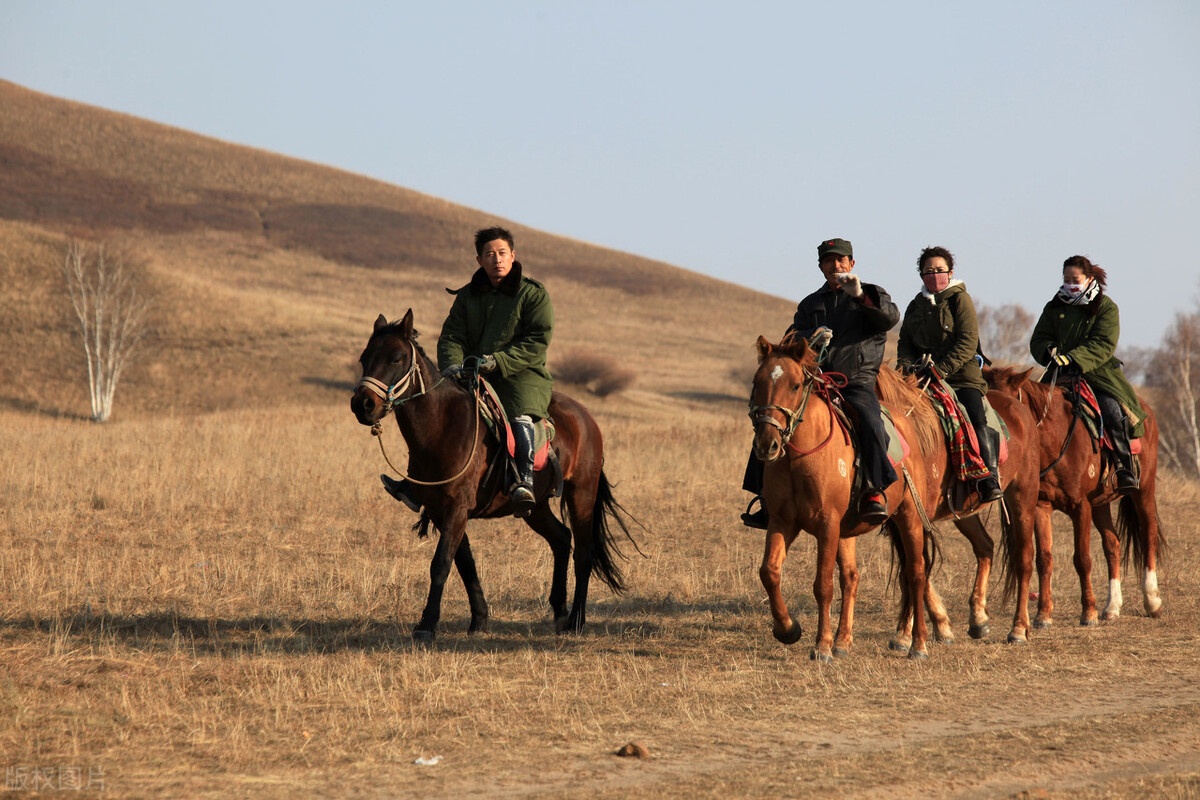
953, 516, 994, 639
1132, 488, 1163, 617
809, 527, 841, 663
524, 503, 573, 630
832, 537, 858, 658
1071, 502, 1099, 626
414, 521, 466, 642
563, 481, 597, 635
1093, 503, 1123, 620
1033, 503, 1055, 629
887, 524, 914, 655
924, 575, 954, 645
1003, 488, 1036, 644
887, 509, 929, 659
451, 532, 489, 634
759, 525, 804, 647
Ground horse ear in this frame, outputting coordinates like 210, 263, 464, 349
400, 308, 414, 338
756, 335, 772, 362
373, 314, 388, 332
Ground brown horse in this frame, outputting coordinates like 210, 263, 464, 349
984, 367, 1165, 627
350, 311, 637, 641
750, 336, 1040, 661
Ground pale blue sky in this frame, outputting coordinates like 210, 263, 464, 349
3, 1, 1198, 347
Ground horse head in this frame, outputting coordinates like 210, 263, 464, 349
351, 309, 425, 426
749, 335, 819, 463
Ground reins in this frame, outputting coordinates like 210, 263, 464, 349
749, 347, 849, 457
356, 344, 483, 487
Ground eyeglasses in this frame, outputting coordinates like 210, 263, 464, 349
920, 268, 950, 276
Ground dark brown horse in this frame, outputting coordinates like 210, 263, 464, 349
350, 311, 637, 641
750, 336, 1040, 661
984, 367, 1165, 626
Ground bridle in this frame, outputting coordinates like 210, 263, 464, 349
354, 339, 481, 487
354, 339, 437, 418
748, 363, 847, 456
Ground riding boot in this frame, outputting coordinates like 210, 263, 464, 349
975, 427, 1004, 503
510, 416, 537, 518
380, 475, 422, 512
1108, 420, 1139, 494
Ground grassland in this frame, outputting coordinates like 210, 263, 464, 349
2, 79, 1199, 798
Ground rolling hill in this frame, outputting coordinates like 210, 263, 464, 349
0, 80, 802, 421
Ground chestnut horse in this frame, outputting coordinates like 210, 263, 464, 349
750, 336, 1040, 661
350, 311, 637, 641
984, 367, 1165, 626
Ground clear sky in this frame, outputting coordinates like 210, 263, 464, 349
3, 1, 1198, 347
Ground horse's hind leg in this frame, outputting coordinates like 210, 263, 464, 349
525, 504, 572, 630
833, 538, 858, 657
954, 516, 994, 639
453, 532, 489, 634
1093, 503, 1123, 620
563, 482, 597, 635
924, 576, 954, 645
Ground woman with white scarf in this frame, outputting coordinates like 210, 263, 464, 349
897, 246, 1004, 502
1029, 255, 1146, 493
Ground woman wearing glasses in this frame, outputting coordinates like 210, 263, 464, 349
896, 246, 1003, 502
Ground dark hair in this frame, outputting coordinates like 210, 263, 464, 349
475, 226, 515, 256
917, 246, 955, 272
1062, 255, 1107, 288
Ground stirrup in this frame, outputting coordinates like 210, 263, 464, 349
741, 497, 768, 530
1115, 469, 1139, 494
511, 484, 536, 518
381, 474, 421, 513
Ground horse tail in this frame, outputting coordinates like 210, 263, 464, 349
998, 505, 1022, 606
588, 470, 644, 594
1117, 495, 1167, 577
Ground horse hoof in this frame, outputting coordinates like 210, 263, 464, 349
968, 623, 990, 639
810, 649, 833, 664
1006, 633, 1027, 644
1080, 618, 1099, 628
1032, 618, 1052, 630
468, 617, 489, 634
1100, 611, 1120, 622
554, 615, 570, 634
907, 649, 929, 661
772, 618, 803, 645
832, 647, 851, 659
413, 628, 436, 644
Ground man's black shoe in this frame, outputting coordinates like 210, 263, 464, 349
381, 475, 422, 512
860, 492, 888, 526
511, 484, 536, 518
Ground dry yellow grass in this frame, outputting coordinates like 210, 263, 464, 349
2, 400, 1199, 798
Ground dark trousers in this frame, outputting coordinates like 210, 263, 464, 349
1096, 391, 1134, 469
743, 382, 897, 496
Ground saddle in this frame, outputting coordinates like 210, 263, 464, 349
1056, 377, 1142, 456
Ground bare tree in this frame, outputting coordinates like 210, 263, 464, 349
976, 302, 1037, 365
62, 241, 150, 422
1146, 310, 1200, 476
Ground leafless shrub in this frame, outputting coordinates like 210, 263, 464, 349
552, 348, 636, 397
977, 302, 1036, 365
62, 240, 150, 422
1146, 309, 1200, 477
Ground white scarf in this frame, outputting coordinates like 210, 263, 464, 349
1056, 278, 1101, 306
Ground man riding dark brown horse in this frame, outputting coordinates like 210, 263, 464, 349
383, 226, 553, 517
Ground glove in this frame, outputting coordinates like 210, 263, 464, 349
441, 364, 463, 379
810, 327, 833, 348
836, 273, 863, 298
1051, 352, 1072, 368
478, 354, 498, 374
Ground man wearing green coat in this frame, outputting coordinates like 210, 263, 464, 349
383, 226, 554, 517
1029, 255, 1145, 493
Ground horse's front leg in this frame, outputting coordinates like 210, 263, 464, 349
832, 537, 858, 658
809, 526, 841, 663
759, 526, 803, 646
414, 516, 467, 643
453, 532, 489, 634
1033, 502, 1055, 629
953, 516, 994, 639
1071, 502, 1099, 626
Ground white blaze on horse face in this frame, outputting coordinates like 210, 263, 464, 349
769, 365, 784, 384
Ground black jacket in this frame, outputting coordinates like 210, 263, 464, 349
785, 282, 899, 388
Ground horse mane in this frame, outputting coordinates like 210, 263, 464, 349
373, 322, 433, 360
875, 365, 942, 458
985, 365, 1048, 411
